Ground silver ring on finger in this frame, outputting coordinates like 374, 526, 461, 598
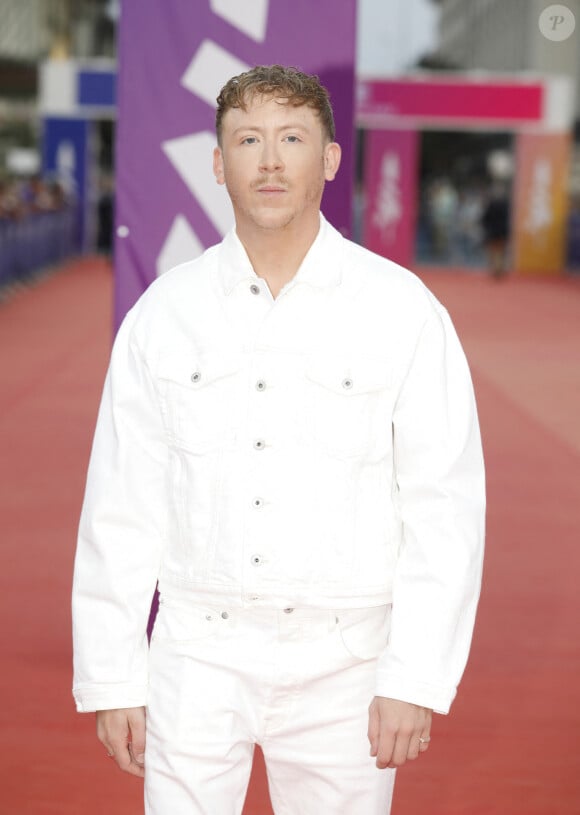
419, 736, 431, 744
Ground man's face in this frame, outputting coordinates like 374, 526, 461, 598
213, 94, 341, 235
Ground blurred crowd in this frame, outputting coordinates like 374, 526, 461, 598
0, 175, 71, 222
417, 176, 580, 274
424, 178, 465, 261
0, 175, 78, 291
418, 178, 508, 268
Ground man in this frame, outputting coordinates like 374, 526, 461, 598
72, 65, 485, 814
481, 182, 511, 280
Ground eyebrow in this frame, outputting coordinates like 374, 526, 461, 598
231, 123, 310, 135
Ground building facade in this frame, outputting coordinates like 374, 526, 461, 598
0, 0, 116, 62
0, 0, 116, 168
434, 0, 580, 114
433, 0, 580, 197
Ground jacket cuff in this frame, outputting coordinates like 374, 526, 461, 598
374, 672, 456, 715
73, 682, 148, 713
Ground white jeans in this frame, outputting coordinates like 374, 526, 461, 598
145, 599, 395, 814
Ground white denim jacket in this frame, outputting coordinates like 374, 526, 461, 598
72, 215, 485, 715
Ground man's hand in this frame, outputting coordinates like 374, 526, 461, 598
96, 707, 146, 778
368, 697, 432, 769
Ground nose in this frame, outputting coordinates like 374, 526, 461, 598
259, 140, 284, 173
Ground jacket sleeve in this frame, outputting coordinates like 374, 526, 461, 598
72, 305, 168, 712
375, 300, 486, 713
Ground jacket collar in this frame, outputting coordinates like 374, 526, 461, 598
218, 213, 343, 296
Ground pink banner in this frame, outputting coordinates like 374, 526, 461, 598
364, 129, 418, 268
358, 79, 543, 124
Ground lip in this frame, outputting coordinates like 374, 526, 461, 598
257, 186, 286, 193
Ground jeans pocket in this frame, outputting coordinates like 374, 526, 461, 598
151, 600, 224, 645
336, 605, 391, 661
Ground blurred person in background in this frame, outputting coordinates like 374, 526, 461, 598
427, 177, 458, 261
481, 182, 511, 280
72, 65, 485, 815
455, 187, 484, 266
566, 194, 580, 271
0, 178, 25, 220
96, 175, 114, 255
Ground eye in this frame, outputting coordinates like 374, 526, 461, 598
284, 135, 301, 143
241, 136, 258, 145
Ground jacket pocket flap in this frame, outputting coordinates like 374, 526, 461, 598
157, 353, 241, 388
305, 356, 391, 395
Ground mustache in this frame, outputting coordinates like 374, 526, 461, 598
253, 177, 289, 190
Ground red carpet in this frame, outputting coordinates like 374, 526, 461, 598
1, 260, 579, 814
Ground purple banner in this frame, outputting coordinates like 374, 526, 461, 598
114, 0, 357, 327
364, 129, 419, 269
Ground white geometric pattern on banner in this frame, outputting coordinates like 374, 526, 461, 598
157, 4, 273, 274
210, 0, 269, 42
156, 214, 205, 277
162, 131, 235, 237
181, 40, 251, 108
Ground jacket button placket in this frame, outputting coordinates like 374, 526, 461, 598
246, 359, 271, 602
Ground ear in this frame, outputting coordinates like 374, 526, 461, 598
323, 142, 341, 182
213, 147, 225, 185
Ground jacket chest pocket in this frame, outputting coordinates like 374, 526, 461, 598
157, 354, 242, 453
304, 357, 392, 458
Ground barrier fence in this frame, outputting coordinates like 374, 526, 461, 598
0, 207, 79, 289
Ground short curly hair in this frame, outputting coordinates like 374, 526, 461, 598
215, 64, 335, 145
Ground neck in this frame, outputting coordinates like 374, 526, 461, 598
237, 213, 320, 298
